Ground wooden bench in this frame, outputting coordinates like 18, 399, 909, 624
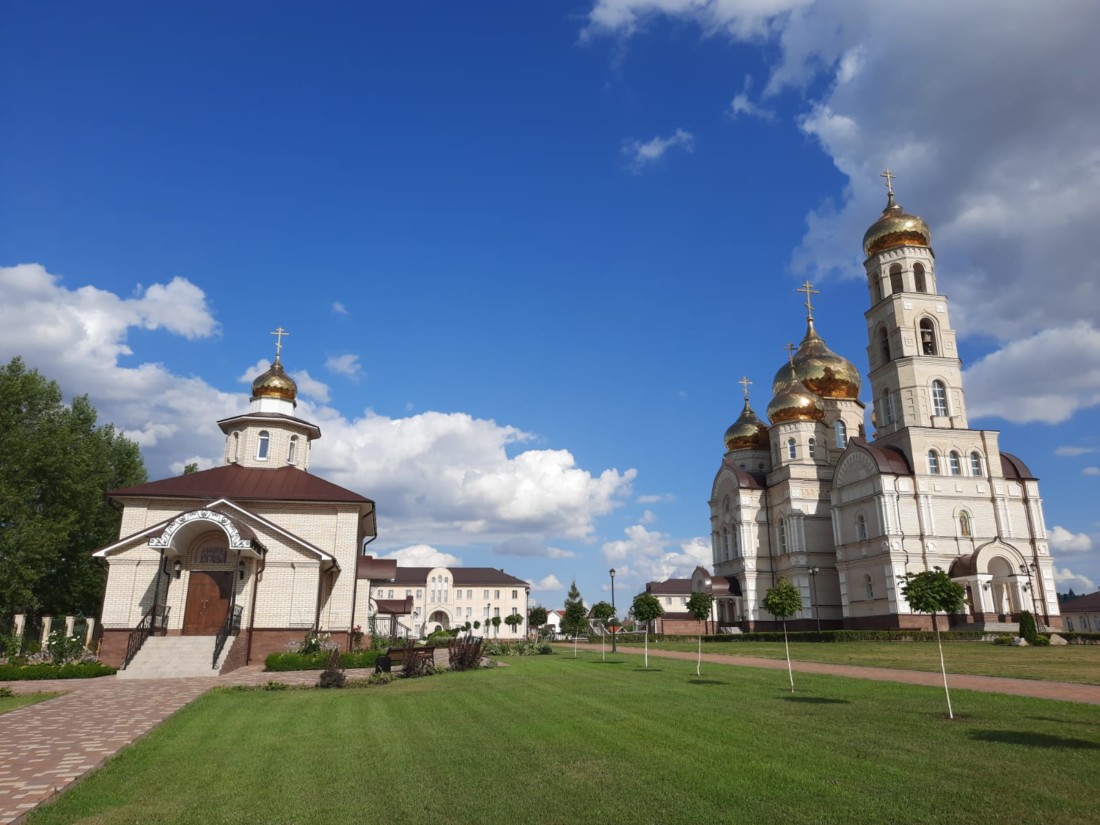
377, 645, 435, 673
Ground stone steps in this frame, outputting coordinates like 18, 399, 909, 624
118, 636, 227, 679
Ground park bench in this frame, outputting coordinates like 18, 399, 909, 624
377, 645, 435, 673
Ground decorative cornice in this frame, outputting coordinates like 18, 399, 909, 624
149, 508, 254, 551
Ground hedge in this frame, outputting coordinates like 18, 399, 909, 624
675, 629, 994, 644
0, 662, 117, 680
265, 650, 380, 672
1047, 632, 1100, 644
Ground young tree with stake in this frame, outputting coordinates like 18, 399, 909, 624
899, 568, 966, 719
762, 577, 802, 692
630, 594, 664, 669
590, 601, 615, 660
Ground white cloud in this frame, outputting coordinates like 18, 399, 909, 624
963, 323, 1100, 424
491, 537, 576, 559
637, 493, 674, 504
325, 353, 362, 379
729, 76, 775, 121
585, 0, 810, 41
601, 525, 710, 586
640, 509, 656, 524
1083, 467, 1100, 477
1049, 526, 1092, 554
379, 544, 461, 567
1053, 566, 1096, 593
622, 128, 694, 172
291, 370, 330, 404
530, 574, 564, 591
332, 301, 348, 315
1055, 446, 1096, 457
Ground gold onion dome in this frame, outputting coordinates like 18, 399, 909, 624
786, 318, 861, 400
724, 401, 770, 452
862, 191, 931, 257
251, 357, 298, 402
767, 375, 824, 424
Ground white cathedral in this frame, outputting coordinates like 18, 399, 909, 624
706, 177, 1062, 632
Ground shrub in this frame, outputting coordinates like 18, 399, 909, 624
265, 650, 379, 672
426, 630, 453, 645
1018, 611, 1040, 644
0, 686, 12, 698
317, 649, 346, 689
367, 671, 393, 685
448, 637, 484, 672
482, 640, 553, 657
45, 630, 87, 664
0, 662, 116, 680
992, 634, 1015, 646
403, 648, 436, 679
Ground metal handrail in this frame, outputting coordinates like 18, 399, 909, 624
122, 604, 170, 669
212, 605, 244, 669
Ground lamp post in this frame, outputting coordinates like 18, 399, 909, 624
1019, 563, 1044, 631
486, 603, 491, 637
808, 567, 821, 632
609, 568, 617, 653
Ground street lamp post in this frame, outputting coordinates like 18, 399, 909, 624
609, 568, 617, 653
1019, 563, 1044, 631
808, 567, 821, 632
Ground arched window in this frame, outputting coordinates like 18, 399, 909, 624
920, 319, 938, 355
778, 519, 788, 554
931, 381, 948, 417
914, 263, 927, 293
257, 430, 270, 460
865, 574, 875, 600
927, 450, 940, 475
889, 264, 903, 294
949, 451, 961, 475
835, 420, 848, 449
288, 435, 299, 464
872, 273, 883, 303
970, 451, 983, 476
808, 437, 817, 459
882, 389, 896, 425
731, 528, 740, 559
959, 511, 972, 537
231, 432, 240, 463
787, 438, 797, 460
877, 327, 891, 365
856, 514, 868, 541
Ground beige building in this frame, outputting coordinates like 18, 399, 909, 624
94, 339, 526, 674
1059, 593, 1100, 633
708, 180, 1062, 632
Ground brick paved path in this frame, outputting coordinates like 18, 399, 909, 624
2, 648, 1097, 824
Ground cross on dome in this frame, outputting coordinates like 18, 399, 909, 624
270, 327, 289, 361
880, 168, 896, 195
797, 280, 820, 319
739, 376, 752, 401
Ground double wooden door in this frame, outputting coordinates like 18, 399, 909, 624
182, 571, 233, 635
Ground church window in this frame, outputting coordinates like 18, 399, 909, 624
288, 435, 299, 464
920, 319, 938, 355
882, 389, 896, 425
949, 451, 961, 475
889, 264, 903, 294
959, 511, 972, 537
857, 514, 868, 541
467, 589, 472, 599
872, 273, 883, 303
808, 437, 817, 459
931, 381, 948, 417
388, 589, 394, 599
865, 574, 875, 600
835, 420, 848, 449
970, 451, 983, 476
257, 430, 270, 460
231, 432, 240, 463
914, 263, 927, 293
787, 438, 797, 459
927, 450, 940, 475
512, 589, 518, 599
877, 327, 891, 365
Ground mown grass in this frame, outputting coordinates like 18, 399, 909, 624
27, 652, 1100, 825
0, 691, 59, 715
620, 638, 1100, 684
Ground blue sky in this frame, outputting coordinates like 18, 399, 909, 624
3, 1, 1098, 608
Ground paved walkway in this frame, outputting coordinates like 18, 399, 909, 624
2, 649, 1097, 824
566, 643, 1100, 704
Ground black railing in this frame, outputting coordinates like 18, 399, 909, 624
213, 605, 244, 670
122, 604, 170, 670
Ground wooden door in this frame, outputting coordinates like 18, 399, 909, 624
182, 571, 233, 635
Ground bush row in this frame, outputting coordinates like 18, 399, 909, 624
0, 662, 117, 680
265, 650, 380, 672
677, 629, 994, 644
482, 640, 553, 656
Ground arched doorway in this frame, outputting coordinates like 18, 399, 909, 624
987, 557, 1020, 619
428, 610, 450, 632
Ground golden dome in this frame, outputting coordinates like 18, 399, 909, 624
724, 401, 770, 452
862, 192, 931, 257
767, 376, 824, 424
788, 319, 861, 400
251, 357, 298, 402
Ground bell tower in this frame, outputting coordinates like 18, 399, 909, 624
863, 171, 968, 443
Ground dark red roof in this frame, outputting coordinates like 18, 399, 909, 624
388, 567, 528, 587
720, 456, 765, 489
644, 578, 692, 596
1060, 591, 1100, 612
216, 411, 321, 438
375, 597, 414, 615
108, 463, 373, 506
1000, 452, 1036, 481
851, 438, 913, 475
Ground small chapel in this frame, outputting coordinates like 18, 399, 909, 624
705, 175, 1062, 632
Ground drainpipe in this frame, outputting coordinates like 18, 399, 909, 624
244, 547, 266, 665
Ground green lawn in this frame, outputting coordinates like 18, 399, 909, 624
0, 692, 59, 715
26, 652, 1100, 825
618, 638, 1100, 684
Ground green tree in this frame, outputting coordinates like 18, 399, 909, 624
900, 567, 966, 719
631, 593, 664, 669
686, 591, 715, 677
590, 600, 615, 660
182, 462, 200, 474
762, 577, 802, 693
491, 615, 502, 637
560, 580, 588, 647
503, 612, 524, 636
528, 605, 548, 637
0, 358, 147, 618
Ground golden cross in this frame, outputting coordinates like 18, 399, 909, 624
797, 280, 820, 318
270, 327, 289, 360
785, 342, 797, 363
738, 376, 752, 401
880, 168, 896, 195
